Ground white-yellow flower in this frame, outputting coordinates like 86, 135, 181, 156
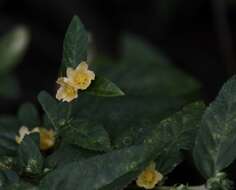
136, 161, 163, 189
15, 126, 39, 144
56, 77, 78, 102
16, 126, 55, 151
38, 128, 55, 151
65, 61, 95, 90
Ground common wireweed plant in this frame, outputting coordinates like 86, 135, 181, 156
0, 16, 236, 190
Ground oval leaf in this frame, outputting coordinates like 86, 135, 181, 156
62, 15, 88, 68
86, 76, 125, 97
194, 76, 236, 178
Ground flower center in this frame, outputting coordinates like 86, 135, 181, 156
143, 170, 155, 183
75, 73, 89, 86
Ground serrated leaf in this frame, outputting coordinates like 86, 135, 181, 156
17, 134, 44, 176
86, 76, 125, 97
0, 117, 19, 156
17, 103, 40, 129
0, 26, 30, 75
39, 145, 150, 190
144, 102, 205, 174
38, 91, 70, 129
62, 119, 111, 152
62, 15, 88, 68
193, 76, 236, 178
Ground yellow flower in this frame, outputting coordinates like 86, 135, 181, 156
66, 61, 95, 90
136, 161, 163, 189
38, 128, 55, 151
15, 126, 39, 144
56, 77, 78, 102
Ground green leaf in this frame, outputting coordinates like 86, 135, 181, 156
39, 145, 150, 190
144, 102, 205, 174
0, 26, 30, 75
38, 91, 70, 129
46, 144, 97, 169
86, 76, 125, 97
16, 134, 44, 176
62, 15, 88, 68
4, 182, 37, 190
62, 119, 111, 152
193, 76, 236, 178
0, 156, 15, 170
0, 117, 19, 156
0, 170, 19, 188
17, 103, 40, 129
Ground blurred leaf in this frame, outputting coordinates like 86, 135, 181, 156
61, 119, 111, 152
16, 134, 43, 176
62, 15, 88, 68
17, 103, 40, 129
92, 35, 200, 98
39, 145, 150, 190
86, 76, 125, 97
0, 75, 20, 98
0, 116, 19, 156
194, 76, 236, 179
0, 26, 30, 75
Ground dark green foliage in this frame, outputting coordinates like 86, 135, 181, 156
0, 117, 19, 156
39, 145, 150, 190
62, 16, 88, 68
38, 91, 70, 129
17, 103, 40, 129
3, 15, 236, 190
194, 76, 236, 179
61, 119, 111, 152
86, 76, 125, 97
46, 145, 97, 169
16, 134, 43, 176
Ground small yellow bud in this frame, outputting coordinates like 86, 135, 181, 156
136, 161, 163, 189
15, 126, 39, 144
66, 61, 95, 90
56, 77, 78, 102
39, 128, 55, 151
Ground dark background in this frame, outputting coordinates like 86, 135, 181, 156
1, 0, 236, 185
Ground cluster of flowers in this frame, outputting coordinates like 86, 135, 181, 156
56, 61, 95, 102
15, 61, 163, 189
